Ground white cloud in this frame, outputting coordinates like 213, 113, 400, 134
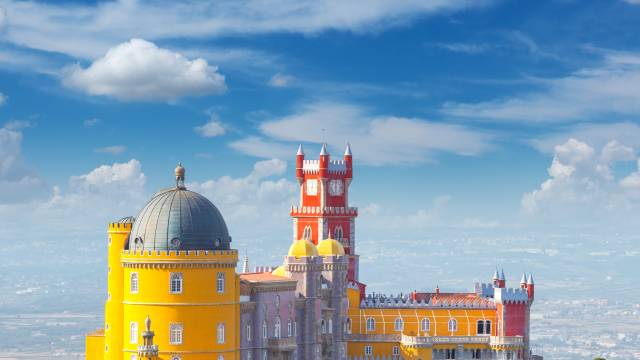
521, 138, 640, 225
0, 92, 6, 106
0, 125, 49, 203
188, 158, 297, 236
194, 119, 225, 138
83, 118, 100, 128
66, 159, 145, 196
268, 73, 296, 88
232, 101, 493, 165
437, 43, 492, 54
62, 39, 226, 102
94, 145, 127, 155
229, 136, 294, 159
0, 0, 491, 59
530, 122, 640, 154
442, 52, 640, 123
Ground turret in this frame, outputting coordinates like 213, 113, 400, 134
520, 273, 527, 289
319, 143, 329, 178
296, 144, 305, 183
526, 274, 535, 302
344, 143, 353, 179
492, 268, 500, 288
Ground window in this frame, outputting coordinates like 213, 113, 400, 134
246, 323, 252, 341
477, 320, 485, 335
171, 356, 181, 360
321, 319, 326, 334
345, 318, 352, 334
472, 349, 482, 359
169, 324, 183, 344
328, 318, 332, 334
275, 295, 280, 309
394, 317, 404, 332
420, 318, 430, 332
392, 346, 400, 355
275, 317, 281, 339
218, 355, 224, 360
364, 345, 373, 355
287, 319, 292, 337
130, 272, 138, 294
445, 349, 456, 359
262, 320, 267, 339
247, 352, 252, 360
217, 323, 225, 344
217, 272, 225, 293
334, 226, 343, 241
506, 351, 513, 360
306, 179, 318, 195
448, 318, 457, 332
303, 226, 312, 241
294, 321, 297, 337
130, 322, 138, 344
131, 355, 137, 360
366, 317, 375, 331
262, 351, 267, 360
485, 320, 491, 335
170, 273, 183, 294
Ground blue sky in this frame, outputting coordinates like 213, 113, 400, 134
3, 0, 640, 264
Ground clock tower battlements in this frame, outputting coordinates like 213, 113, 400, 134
291, 143, 360, 282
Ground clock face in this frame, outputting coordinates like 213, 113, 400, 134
306, 179, 318, 195
329, 180, 343, 196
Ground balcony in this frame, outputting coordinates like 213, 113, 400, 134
267, 337, 297, 352
399, 334, 525, 348
137, 344, 159, 358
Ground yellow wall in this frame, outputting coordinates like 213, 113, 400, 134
104, 222, 132, 360
86, 332, 104, 360
120, 250, 239, 360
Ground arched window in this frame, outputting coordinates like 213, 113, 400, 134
262, 320, 268, 339
129, 322, 138, 344
246, 322, 252, 341
130, 273, 138, 294
217, 272, 225, 293
171, 356, 181, 360
303, 226, 312, 241
420, 318, 430, 332
217, 323, 225, 344
170, 273, 182, 294
321, 319, 326, 334
448, 318, 457, 332
328, 319, 332, 334
477, 320, 485, 335
366, 317, 375, 331
394, 317, 404, 332
485, 320, 492, 335
334, 226, 343, 241
275, 295, 280, 309
345, 318, 352, 334
217, 355, 224, 360
287, 319, 292, 337
274, 317, 281, 339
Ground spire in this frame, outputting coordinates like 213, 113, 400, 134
344, 143, 352, 156
320, 143, 329, 155
527, 273, 535, 285
499, 268, 505, 281
520, 273, 527, 284
297, 144, 304, 156
492, 268, 499, 280
242, 254, 249, 273
175, 162, 186, 189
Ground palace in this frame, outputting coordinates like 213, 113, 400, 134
86, 145, 539, 360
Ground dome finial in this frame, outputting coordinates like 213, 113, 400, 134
175, 162, 186, 189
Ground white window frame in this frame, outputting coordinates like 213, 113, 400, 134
448, 318, 457, 332
366, 317, 375, 331
246, 323, 252, 341
170, 272, 183, 294
394, 317, 403, 332
130, 272, 139, 294
420, 318, 430, 332
275, 317, 281, 339
328, 318, 332, 334
217, 272, 225, 293
217, 355, 224, 360
130, 321, 138, 344
485, 320, 491, 335
364, 345, 373, 355
303, 225, 312, 241
392, 346, 400, 355
217, 323, 225, 344
345, 318, 352, 334
287, 319, 292, 337
262, 320, 267, 339
169, 323, 183, 345
306, 179, 318, 195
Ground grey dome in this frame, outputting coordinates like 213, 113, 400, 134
129, 187, 231, 251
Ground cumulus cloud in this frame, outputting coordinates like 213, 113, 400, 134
194, 119, 225, 138
268, 73, 296, 88
0, 125, 49, 203
0, 1, 491, 59
521, 138, 640, 225
94, 145, 127, 155
443, 52, 640, 123
232, 101, 493, 165
530, 122, 640, 154
62, 39, 226, 102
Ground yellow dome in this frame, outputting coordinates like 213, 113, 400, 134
271, 265, 287, 277
317, 238, 345, 256
287, 239, 319, 257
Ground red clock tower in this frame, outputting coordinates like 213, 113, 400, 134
290, 143, 360, 282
